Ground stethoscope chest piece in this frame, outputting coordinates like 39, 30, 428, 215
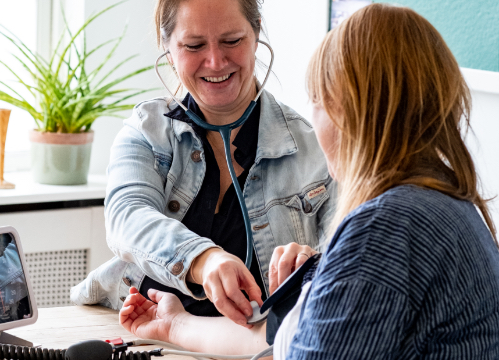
246, 300, 270, 325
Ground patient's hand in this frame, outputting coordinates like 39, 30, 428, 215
269, 243, 319, 295
119, 287, 187, 342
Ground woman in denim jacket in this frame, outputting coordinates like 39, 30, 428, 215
71, 0, 334, 325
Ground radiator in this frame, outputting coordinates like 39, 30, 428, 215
25, 249, 88, 308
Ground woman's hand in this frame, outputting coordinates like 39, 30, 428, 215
188, 248, 263, 328
120, 287, 188, 342
268, 243, 319, 295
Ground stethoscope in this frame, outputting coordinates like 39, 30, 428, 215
154, 39, 275, 270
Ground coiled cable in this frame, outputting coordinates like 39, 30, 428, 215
0, 344, 66, 360
0, 342, 151, 360
114, 351, 151, 360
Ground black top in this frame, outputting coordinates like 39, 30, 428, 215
139, 93, 266, 317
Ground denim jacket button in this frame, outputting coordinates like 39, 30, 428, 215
303, 199, 313, 213
168, 200, 181, 212
171, 261, 184, 275
264, 271, 269, 278
191, 150, 202, 162
122, 277, 131, 287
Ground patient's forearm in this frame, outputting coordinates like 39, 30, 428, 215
170, 314, 269, 355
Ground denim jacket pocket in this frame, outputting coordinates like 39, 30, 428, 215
278, 187, 329, 247
153, 151, 173, 181
285, 188, 329, 217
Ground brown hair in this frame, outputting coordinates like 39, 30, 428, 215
154, 0, 263, 48
307, 3, 497, 241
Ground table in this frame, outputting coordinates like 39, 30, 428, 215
4, 305, 192, 359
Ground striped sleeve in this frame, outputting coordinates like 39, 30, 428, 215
286, 279, 408, 360
284, 186, 499, 359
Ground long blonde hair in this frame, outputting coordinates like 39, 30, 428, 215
307, 3, 497, 241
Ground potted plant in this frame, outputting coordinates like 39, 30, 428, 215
0, 3, 155, 185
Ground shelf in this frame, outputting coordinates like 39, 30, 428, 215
0, 172, 107, 206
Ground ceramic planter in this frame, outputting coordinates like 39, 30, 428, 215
29, 130, 94, 185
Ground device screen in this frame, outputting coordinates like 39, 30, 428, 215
0, 232, 32, 324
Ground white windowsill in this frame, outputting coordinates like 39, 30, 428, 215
0, 172, 107, 205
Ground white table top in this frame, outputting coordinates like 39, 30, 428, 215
0, 172, 107, 205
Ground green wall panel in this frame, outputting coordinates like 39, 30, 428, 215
372, 0, 499, 72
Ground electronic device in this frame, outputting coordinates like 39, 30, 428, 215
0, 225, 38, 347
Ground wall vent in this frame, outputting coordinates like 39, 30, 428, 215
25, 249, 88, 308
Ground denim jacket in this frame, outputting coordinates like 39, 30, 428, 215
71, 89, 335, 310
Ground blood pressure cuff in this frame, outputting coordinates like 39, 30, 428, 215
263, 253, 321, 345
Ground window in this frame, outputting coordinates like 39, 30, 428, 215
0, 1, 37, 171
0, 1, 53, 172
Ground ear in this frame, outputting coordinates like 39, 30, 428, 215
160, 28, 169, 50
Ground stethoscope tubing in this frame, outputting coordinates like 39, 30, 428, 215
154, 40, 275, 270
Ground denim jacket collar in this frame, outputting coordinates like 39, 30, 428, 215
167, 89, 298, 163
254, 90, 298, 164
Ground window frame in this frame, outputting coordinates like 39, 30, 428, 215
4, 1, 54, 172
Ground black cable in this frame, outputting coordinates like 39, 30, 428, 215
115, 351, 151, 360
0, 344, 65, 360
0, 341, 153, 360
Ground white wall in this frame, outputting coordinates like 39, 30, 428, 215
259, 0, 329, 120
463, 68, 499, 230
469, 90, 499, 231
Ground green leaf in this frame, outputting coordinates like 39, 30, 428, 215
54, 1, 127, 80
92, 65, 155, 96
0, 81, 33, 103
95, 53, 138, 88
0, 90, 42, 122
0, 28, 49, 80
88, 23, 129, 83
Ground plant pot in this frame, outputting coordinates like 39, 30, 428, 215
29, 130, 94, 185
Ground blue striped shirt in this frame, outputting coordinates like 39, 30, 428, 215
286, 185, 499, 359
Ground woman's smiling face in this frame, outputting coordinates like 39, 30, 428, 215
167, 0, 259, 114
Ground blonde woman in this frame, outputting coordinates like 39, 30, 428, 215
119, 4, 499, 359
